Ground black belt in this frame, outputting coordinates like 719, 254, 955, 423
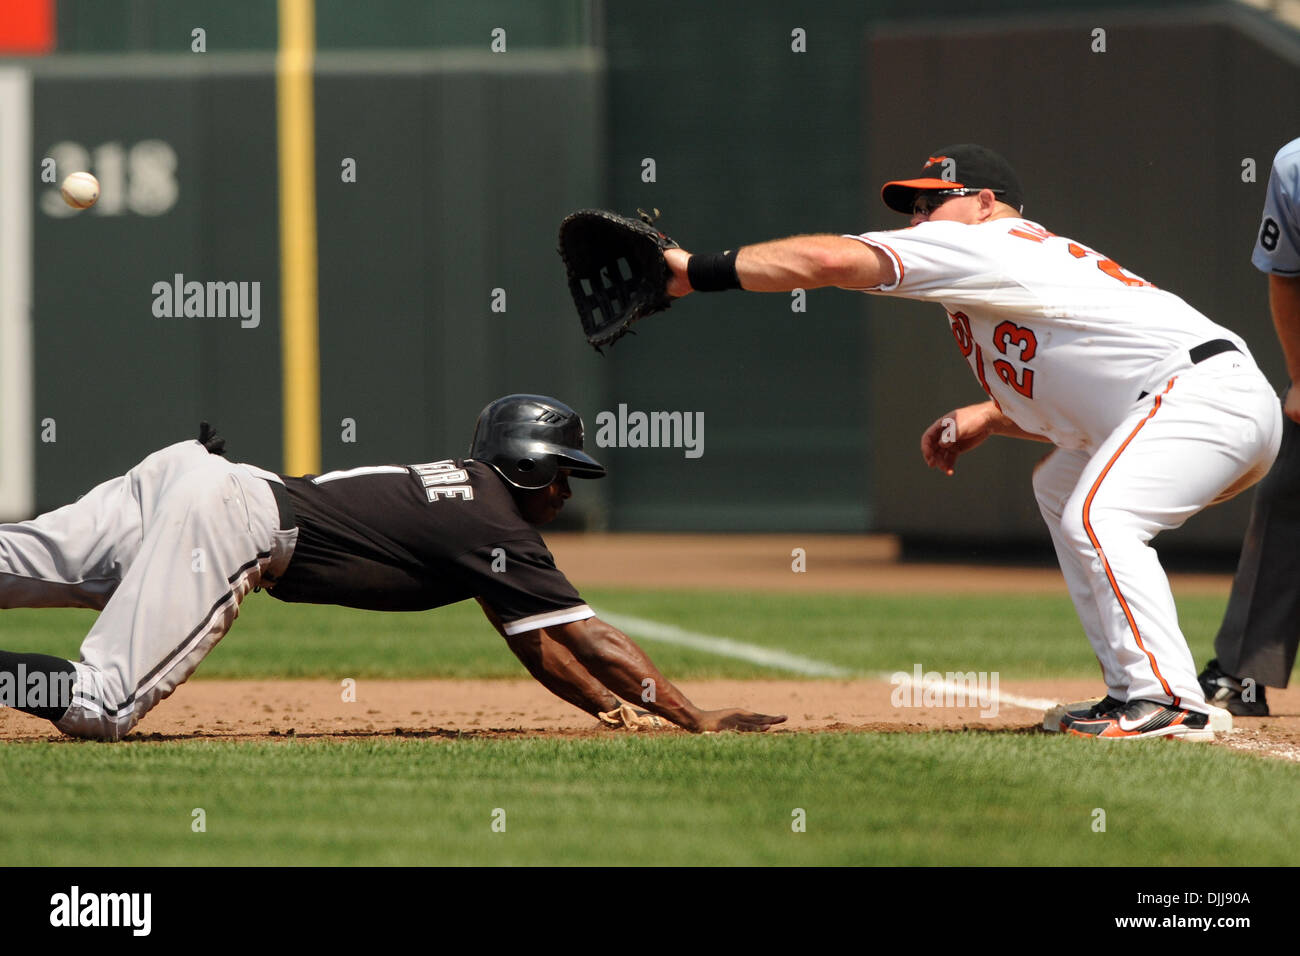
1138, 339, 1239, 400
265, 478, 297, 530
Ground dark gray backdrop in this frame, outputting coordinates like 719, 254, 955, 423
19, 0, 1299, 558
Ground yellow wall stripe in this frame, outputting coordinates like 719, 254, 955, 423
276, 0, 319, 476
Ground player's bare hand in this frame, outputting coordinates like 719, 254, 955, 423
664, 248, 693, 298
695, 708, 787, 733
1284, 384, 1300, 425
921, 403, 997, 476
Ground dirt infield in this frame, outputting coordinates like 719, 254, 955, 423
2, 678, 1297, 759
4, 535, 1295, 758
544, 533, 1237, 596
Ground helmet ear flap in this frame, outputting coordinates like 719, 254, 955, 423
511, 456, 556, 488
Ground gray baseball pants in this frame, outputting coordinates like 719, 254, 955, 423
0, 439, 297, 739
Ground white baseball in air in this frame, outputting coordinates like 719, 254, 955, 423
60, 171, 100, 210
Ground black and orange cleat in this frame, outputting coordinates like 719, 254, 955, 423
1056, 695, 1124, 731
1063, 698, 1214, 741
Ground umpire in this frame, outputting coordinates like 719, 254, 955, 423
1200, 137, 1300, 715
0, 394, 785, 739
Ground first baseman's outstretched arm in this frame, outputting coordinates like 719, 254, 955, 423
664, 237, 893, 296
547, 617, 787, 733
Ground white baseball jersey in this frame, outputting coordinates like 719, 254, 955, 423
845, 212, 1281, 717
844, 218, 1249, 452
1253, 137, 1300, 276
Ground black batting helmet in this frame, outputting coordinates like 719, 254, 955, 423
469, 394, 606, 490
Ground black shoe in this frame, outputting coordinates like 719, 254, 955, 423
1059, 695, 1124, 730
1064, 698, 1214, 741
1198, 659, 1269, 717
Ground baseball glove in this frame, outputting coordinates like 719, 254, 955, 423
557, 208, 679, 353
597, 703, 674, 731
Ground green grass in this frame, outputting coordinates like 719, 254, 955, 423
0, 733, 1294, 866
0, 588, 1236, 681
5, 585, 1296, 867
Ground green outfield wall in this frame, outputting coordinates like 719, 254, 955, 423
10, 1, 1299, 554
27, 51, 606, 524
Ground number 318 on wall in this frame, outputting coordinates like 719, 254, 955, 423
40, 140, 179, 218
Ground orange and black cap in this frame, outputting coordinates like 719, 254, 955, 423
881, 144, 1024, 215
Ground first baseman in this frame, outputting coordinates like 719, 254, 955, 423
0, 394, 786, 740
1199, 136, 1300, 715
663, 143, 1282, 740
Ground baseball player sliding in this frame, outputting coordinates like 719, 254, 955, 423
0, 394, 786, 740
1198, 136, 1300, 715
663, 144, 1282, 740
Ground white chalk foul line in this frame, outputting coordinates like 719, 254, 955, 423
596, 609, 1059, 713
878, 671, 1060, 713
594, 609, 853, 678
990, 691, 1061, 712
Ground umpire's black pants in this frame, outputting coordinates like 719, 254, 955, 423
1216, 410, 1300, 686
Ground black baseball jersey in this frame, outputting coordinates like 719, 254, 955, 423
265, 458, 593, 635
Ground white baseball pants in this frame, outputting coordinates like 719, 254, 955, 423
1032, 351, 1282, 713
